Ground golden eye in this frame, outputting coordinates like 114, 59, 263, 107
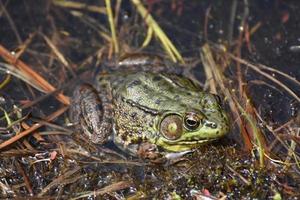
160, 115, 182, 140
184, 113, 202, 130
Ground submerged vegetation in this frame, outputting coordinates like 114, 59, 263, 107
0, 0, 299, 199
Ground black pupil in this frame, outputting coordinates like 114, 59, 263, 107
186, 118, 197, 127
184, 113, 201, 130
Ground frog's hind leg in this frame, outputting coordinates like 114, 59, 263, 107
118, 53, 183, 74
69, 84, 113, 144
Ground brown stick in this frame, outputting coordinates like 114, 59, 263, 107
0, 44, 70, 105
0, 106, 68, 150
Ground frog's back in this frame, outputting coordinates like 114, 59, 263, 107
110, 72, 204, 112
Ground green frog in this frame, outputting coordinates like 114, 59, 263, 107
70, 54, 229, 161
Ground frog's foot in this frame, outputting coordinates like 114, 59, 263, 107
164, 150, 194, 166
164, 150, 194, 160
137, 143, 166, 163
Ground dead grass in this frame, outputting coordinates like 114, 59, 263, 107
0, 0, 299, 199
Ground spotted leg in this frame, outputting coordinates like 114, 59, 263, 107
69, 83, 113, 144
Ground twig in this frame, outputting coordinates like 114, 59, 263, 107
52, 0, 106, 14
71, 181, 133, 200
0, 106, 68, 149
223, 51, 300, 103
0, 44, 70, 105
38, 166, 81, 197
132, 0, 184, 63
105, 0, 119, 53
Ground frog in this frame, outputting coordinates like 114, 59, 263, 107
69, 53, 230, 162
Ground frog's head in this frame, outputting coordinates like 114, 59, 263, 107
155, 93, 229, 152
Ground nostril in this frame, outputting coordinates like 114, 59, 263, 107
204, 121, 217, 129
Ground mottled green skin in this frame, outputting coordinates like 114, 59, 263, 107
94, 71, 229, 155
70, 54, 230, 158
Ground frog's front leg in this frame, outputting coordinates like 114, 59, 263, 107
137, 142, 166, 163
136, 143, 193, 164
69, 84, 113, 144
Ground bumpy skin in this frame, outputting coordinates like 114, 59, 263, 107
70, 54, 229, 159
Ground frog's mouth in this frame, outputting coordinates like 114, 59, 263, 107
155, 137, 217, 152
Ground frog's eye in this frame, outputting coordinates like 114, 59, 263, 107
160, 115, 182, 140
184, 112, 202, 130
